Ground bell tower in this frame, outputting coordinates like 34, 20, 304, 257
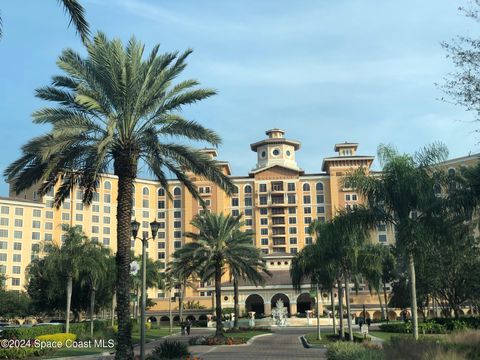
250, 129, 302, 174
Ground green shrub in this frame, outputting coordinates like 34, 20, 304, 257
379, 323, 407, 333
146, 340, 189, 360
0, 346, 50, 359
326, 341, 384, 360
432, 317, 480, 331
36, 332, 76, 344
1, 325, 62, 339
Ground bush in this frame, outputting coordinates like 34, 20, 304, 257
36, 332, 76, 344
192, 320, 207, 328
379, 323, 407, 333
432, 317, 480, 331
326, 342, 384, 360
1, 325, 62, 339
384, 336, 466, 360
188, 336, 207, 345
0, 346, 50, 359
146, 340, 189, 360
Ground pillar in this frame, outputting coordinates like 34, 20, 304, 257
264, 303, 272, 316
290, 302, 297, 316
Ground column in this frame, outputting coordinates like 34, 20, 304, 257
290, 302, 297, 316
264, 303, 272, 316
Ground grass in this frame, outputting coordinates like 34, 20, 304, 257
369, 331, 447, 343
132, 326, 181, 343
46, 347, 110, 358
304, 330, 337, 346
224, 329, 270, 342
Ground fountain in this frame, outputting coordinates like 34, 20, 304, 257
271, 299, 288, 327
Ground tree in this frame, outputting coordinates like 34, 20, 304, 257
441, 1, 480, 128
0, 0, 90, 43
44, 225, 90, 333
130, 255, 163, 319
0, 290, 32, 319
4, 32, 234, 359
176, 213, 261, 339
347, 143, 448, 339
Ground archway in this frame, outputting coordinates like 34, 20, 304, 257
186, 315, 196, 322
296, 293, 315, 314
271, 293, 290, 315
173, 315, 180, 323
245, 294, 265, 316
199, 314, 207, 321
147, 316, 157, 324
388, 310, 397, 321
372, 311, 382, 321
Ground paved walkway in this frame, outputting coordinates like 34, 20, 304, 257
191, 327, 326, 360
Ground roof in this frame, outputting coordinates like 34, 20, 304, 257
321, 156, 375, 172
249, 164, 304, 176
334, 142, 359, 151
250, 138, 301, 151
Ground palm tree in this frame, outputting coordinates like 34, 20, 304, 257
130, 255, 163, 319
80, 242, 110, 336
346, 143, 448, 339
4, 33, 234, 359
0, 0, 90, 43
44, 225, 89, 333
175, 213, 260, 339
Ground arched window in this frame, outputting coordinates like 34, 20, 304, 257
448, 168, 456, 178
233, 185, 239, 194
433, 183, 441, 195
173, 187, 181, 196
244, 185, 252, 194
302, 183, 310, 192
157, 188, 165, 197
316, 182, 324, 192
104, 181, 111, 190
142, 187, 149, 196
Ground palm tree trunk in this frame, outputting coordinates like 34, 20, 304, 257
408, 254, 419, 340
233, 276, 239, 329
383, 282, 389, 322
111, 291, 116, 327
331, 287, 336, 335
214, 262, 224, 338
90, 287, 96, 337
179, 280, 185, 323
114, 156, 137, 360
316, 283, 321, 340
344, 275, 353, 341
338, 279, 344, 340
377, 288, 384, 321
66, 275, 72, 334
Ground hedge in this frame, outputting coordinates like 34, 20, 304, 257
36, 333, 76, 344
326, 342, 384, 360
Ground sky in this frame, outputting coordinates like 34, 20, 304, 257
0, 0, 479, 194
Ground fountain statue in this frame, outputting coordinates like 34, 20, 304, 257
271, 299, 288, 326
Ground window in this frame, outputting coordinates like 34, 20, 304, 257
259, 196, 268, 205
304, 217, 312, 224
316, 182, 324, 191
15, 208, 23, 216
260, 228, 268, 235
0, 265, 5, 273
158, 242, 165, 249
316, 195, 325, 203
158, 222, 166, 229
104, 181, 112, 190
103, 238, 110, 246
379, 234, 387, 242
157, 212, 165, 219
289, 217, 296, 224
0, 241, 6, 249
352, 194, 358, 201
173, 200, 181, 208
92, 226, 99, 234
303, 195, 311, 204
142, 199, 149, 208
377, 224, 387, 232
91, 237, 99, 243
245, 208, 253, 216
174, 221, 182, 228
104, 194, 111, 203
44, 233, 52, 241
174, 240, 182, 248
158, 200, 166, 209
245, 185, 252, 193
103, 227, 110, 234
260, 218, 268, 225
260, 208, 268, 215
45, 222, 53, 230
173, 187, 181, 196
303, 183, 310, 192
319, 217, 329, 224
287, 195, 296, 204
231, 209, 240, 217
75, 214, 83, 222
259, 184, 267, 192
0, 206, 9, 215
261, 249, 269, 254
14, 231, 22, 239
304, 207, 312, 214
317, 206, 325, 213
104, 206, 111, 213
158, 231, 166, 239
158, 252, 166, 259
33, 209, 41, 217
261, 238, 268, 245
0, 230, 7, 238
12, 266, 21, 275
13, 254, 21, 262
92, 204, 100, 212
63, 201, 71, 210
92, 192, 100, 202
0, 218, 8, 226
244, 197, 252, 206
231, 198, 239, 207
11, 278, 20, 286
288, 207, 296, 214
288, 183, 295, 191
91, 215, 99, 223
289, 237, 297, 244
290, 248, 298, 254
76, 190, 83, 200
46, 211, 53, 219
289, 227, 297, 234
305, 237, 313, 245
174, 231, 182, 238
245, 219, 253, 226
345, 194, 351, 201
32, 232, 40, 240
0, 253, 7, 261
45, 200, 54, 208
76, 203, 83, 211
143, 187, 149, 196
62, 213, 70, 221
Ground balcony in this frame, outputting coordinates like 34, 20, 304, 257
272, 228, 286, 235
271, 195, 284, 205
273, 237, 286, 245
271, 207, 285, 216
272, 217, 285, 225
272, 246, 286, 253
271, 182, 284, 193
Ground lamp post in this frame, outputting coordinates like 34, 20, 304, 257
131, 219, 160, 360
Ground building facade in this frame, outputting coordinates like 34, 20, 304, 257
0, 129, 477, 319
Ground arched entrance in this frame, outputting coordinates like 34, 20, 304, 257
245, 294, 265, 316
271, 293, 290, 315
372, 311, 382, 321
297, 293, 315, 314
147, 316, 157, 324
388, 310, 397, 321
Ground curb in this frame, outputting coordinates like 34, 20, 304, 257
300, 335, 327, 349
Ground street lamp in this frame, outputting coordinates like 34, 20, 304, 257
131, 218, 160, 360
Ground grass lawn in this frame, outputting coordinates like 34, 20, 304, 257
304, 330, 337, 346
44, 347, 110, 359
132, 326, 181, 343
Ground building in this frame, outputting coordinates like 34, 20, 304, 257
1, 129, 478, 320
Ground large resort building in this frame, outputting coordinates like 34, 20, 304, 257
1, 129, 478, 321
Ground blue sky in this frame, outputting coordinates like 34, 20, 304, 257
0, 0, 479, 194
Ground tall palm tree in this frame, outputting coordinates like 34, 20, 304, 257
0, 0, 90, 43
130, 255, 163, 318
346, 143, 448, 339
44, 225, 89, 333
175, 213, 260, 339
4, 33, 234, 359
80, 242, 110, 336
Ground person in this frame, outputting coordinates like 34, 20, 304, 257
181, 321, 186, 335
366, 317, 371, 329
186, 319, 191, 335
359, 317, 364, 331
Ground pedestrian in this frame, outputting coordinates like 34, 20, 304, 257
186, 319, 191, 335
359, 317, 364, 331
181, 321, 186, 335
